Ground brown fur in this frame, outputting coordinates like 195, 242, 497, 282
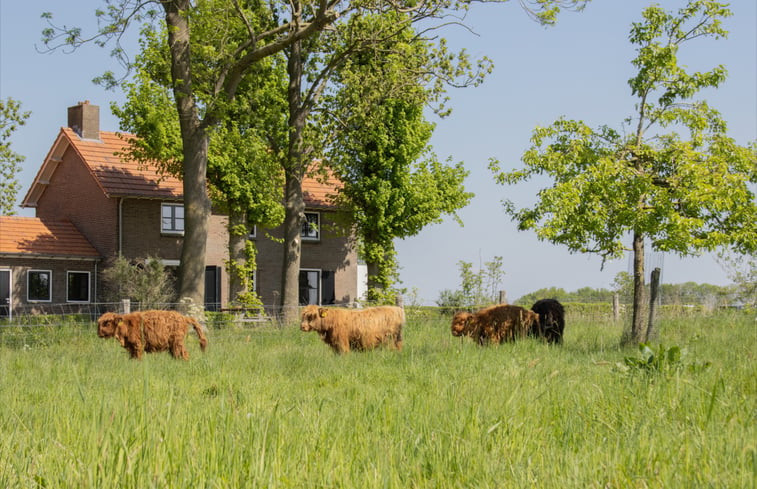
97, 310, 208, 360
300, 305, 404, 354
451, 304, 539, 345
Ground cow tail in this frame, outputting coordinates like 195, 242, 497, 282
396, 307, 405, 349
189, 317, 209, 352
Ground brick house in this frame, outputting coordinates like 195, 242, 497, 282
0, 101, 363, 317
0, 216, 100, 317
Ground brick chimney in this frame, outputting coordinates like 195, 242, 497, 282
67, 101, 100, 140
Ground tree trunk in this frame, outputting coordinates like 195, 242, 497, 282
164, 2, 210, 310
280, 39, 307, 323
227, 208, 248, 304
280, 170, 305, 322
629, 232, 646, 344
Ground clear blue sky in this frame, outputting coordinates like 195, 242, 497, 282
1, 1, 755, 304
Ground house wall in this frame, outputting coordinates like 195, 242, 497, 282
0, 257, 98, 315
119, 199, 230, 305
120, 199, 183, 261
255, 211, 359, 307
34, 144, 118, 257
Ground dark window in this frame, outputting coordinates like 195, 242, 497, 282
204, 266, 221, 311
299, 270, 320, 305
321, 271, 335, 305
0, 270, 10, 318
67, 271, 90, 302
299, 270, 335, 305
301, 212, 320, 241
161, 203, 184, 233
28, 270, 51, 302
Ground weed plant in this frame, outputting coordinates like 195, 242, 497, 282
0, 312, 754, 488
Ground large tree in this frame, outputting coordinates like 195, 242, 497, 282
490, 0, 757, 343
112, 15, 287, 307
0, 98, 30, 215
41, 0, 588, 311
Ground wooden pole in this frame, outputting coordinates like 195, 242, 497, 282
498, 290, 507, 305
613, 293, 620, 322
646, 268, 661, 342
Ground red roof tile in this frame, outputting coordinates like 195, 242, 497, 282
64, 128, 184, 199
64, 128, 340, 208
303, 164, 342, 209
0, 216, 100, 258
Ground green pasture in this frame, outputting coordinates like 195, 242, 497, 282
0, 311, 754, 488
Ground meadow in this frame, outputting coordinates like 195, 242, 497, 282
0, 310, 754, 488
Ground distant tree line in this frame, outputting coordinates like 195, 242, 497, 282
515, 279, 738, 309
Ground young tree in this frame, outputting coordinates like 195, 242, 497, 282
717, 251, 757, 309
100, 255, 177, 309
0, 98, 30, 215
436, 256, 505, 310
491, 1, 757, 343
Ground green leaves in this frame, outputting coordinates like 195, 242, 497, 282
0, 98, 30, 215
620, 342, 711, 376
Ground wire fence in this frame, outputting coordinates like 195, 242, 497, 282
0, 298, 719, 329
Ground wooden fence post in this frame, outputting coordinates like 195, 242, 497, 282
121, 299, 131, 314
498, 290, 508, 305
646, 268, 661, 342
613, 293, 620, 322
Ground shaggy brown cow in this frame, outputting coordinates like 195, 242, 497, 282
300, 305, 404, 354
97, 310, 208, 360
451, 304, 539, 345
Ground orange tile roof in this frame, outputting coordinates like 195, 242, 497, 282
64, 128, 184, 199
0, 216, 100, 258
62, 128, 340, 208
303, 164, 342, 209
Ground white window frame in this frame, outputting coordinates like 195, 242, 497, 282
299, 268, 321, 305
161, 203, 185, 235
248, 225, 257, 239
301, 212, 320, 241
27, 269, 52, 303
66, 271, 91, 303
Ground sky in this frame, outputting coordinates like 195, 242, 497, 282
1, 1, 755, 305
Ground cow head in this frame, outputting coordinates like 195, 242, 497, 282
300, 305, 326, 332
451, 311, 475, 337
97, 312, 121, 338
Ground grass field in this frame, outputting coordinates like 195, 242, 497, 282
0, 311, 754, 488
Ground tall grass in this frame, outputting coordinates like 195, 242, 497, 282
0, 312, 754, 488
